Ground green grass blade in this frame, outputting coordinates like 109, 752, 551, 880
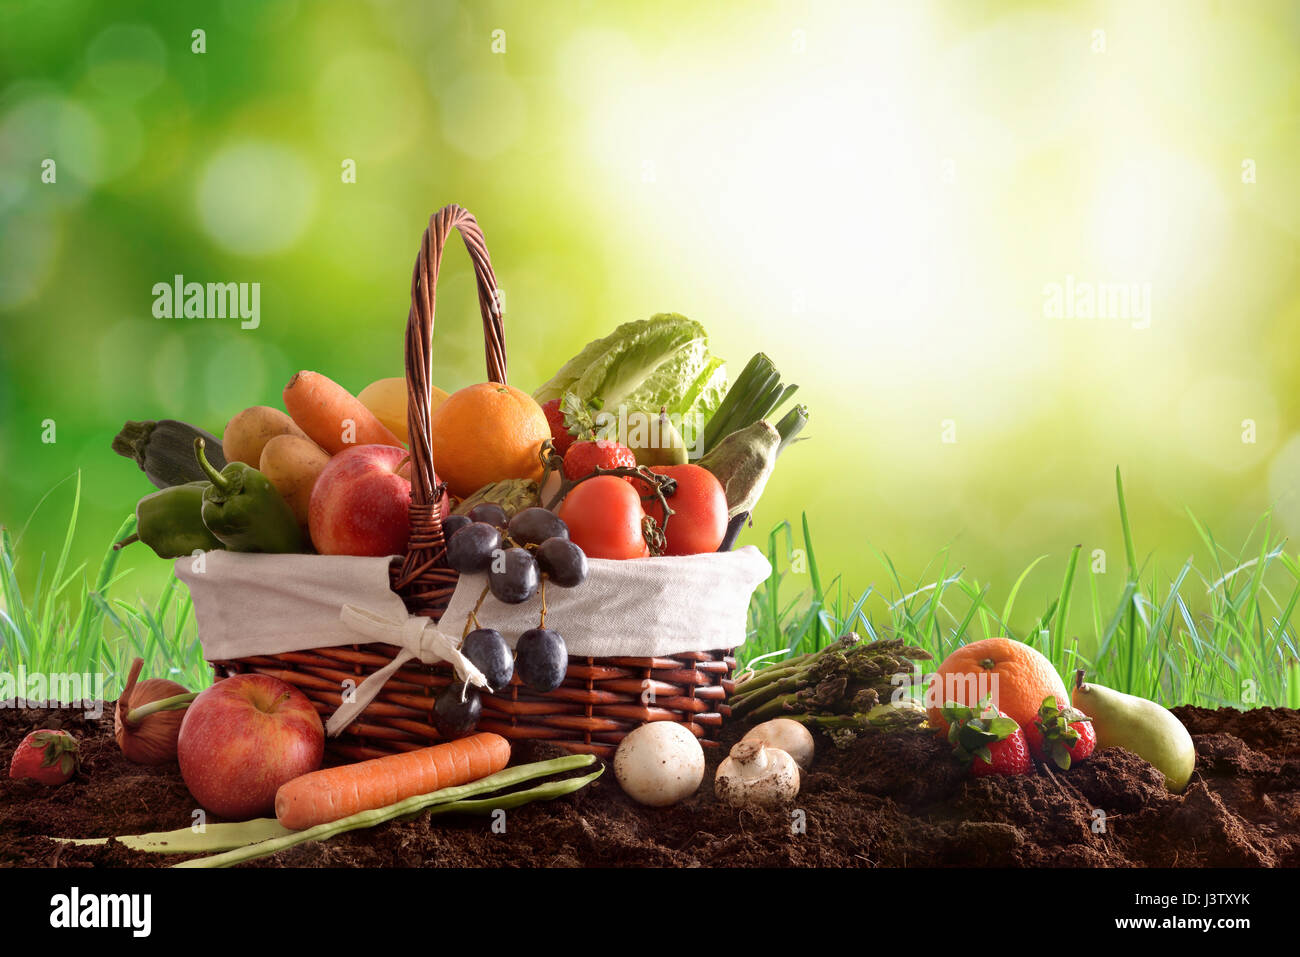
1053, 544, 1082, 669
1116, 467, 1138, 574
1001, 554, 1049, 627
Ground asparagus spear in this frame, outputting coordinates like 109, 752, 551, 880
729, 635, 858, 705
730, 633, 933, 732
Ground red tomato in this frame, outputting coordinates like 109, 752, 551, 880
557, 475, 650, 560
643, 465, 728, 555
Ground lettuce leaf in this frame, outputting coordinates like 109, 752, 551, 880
533, 313, 727, 420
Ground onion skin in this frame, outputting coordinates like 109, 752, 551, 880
115, 658, 193, 765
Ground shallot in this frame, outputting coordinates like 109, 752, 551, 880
114, 658, 197, 765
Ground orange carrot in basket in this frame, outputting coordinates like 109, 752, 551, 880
282, 370, 404, 455
274, 732, 511, 830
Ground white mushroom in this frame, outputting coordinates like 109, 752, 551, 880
741, 718, 815, 771
613, 722, 705, 807
714, 739, 800, 807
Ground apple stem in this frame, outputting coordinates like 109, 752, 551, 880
126, 691, 199, 725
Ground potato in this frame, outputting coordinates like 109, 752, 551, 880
259, 434, 331, 533
223, 406, 311, 466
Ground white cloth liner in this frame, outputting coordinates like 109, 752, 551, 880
175, 546, 769, 737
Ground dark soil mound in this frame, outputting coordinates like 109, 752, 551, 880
3, 701, 1299, 867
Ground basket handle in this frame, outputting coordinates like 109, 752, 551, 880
405, 204, 507, 501
396, 204, 506, 617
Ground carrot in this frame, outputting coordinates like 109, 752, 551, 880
274, 732, 511, 830
282, 370, 404, 455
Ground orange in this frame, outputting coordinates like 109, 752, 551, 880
429, 382, 549, 499
925, 637, 1068, 735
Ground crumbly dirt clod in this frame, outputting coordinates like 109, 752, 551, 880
2, 702, 1298, 867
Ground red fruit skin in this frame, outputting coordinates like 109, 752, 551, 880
970, 725, 1033, 777
562, 440, 638, 482
1064, 720, 1096, 763
1022, 722, 1045, 759
309, 445, 447, 556
1024, 713, 1097, 765
9, 730, 78, 786
541, 399, 576, 458
643, 465, 728, 556
557, 475, 650, 560
177, 674, 324, 820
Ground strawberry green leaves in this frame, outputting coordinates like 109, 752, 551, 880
1031, 695, 1094, 770
943, 702, 1018, 764
942, 699, 1032, 776
10, 729, 80, 784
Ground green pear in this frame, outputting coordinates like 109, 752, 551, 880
1071, 670, 1195, 793
626, 409, 689, 467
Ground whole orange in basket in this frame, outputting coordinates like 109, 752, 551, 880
925, 637, 1068, 736
430, 382, 549, 499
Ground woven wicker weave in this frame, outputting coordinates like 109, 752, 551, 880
214, 205, 735, 760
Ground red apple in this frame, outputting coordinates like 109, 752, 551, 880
177, 674, 324, 820
308, 444, 448, 556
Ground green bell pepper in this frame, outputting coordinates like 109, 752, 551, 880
114, 481, 225, 558
193, 438, 304, 553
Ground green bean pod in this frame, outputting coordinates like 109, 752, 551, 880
175, 755, 602, 868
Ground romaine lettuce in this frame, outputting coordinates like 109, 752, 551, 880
533, 313, 727, 422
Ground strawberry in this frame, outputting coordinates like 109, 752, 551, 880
548, 390, 639, 480
9, 729, 80, 786
562, 438, 638, 482
942, 702, 1032, 777
541, 398, 577, 458
1024, 695, 1096, 770
544, 392, 604, 460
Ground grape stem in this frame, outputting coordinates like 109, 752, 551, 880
461, 585, 491, 640
539, 578, 548, 629
538, 445, 678, 556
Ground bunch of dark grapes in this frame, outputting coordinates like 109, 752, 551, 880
434, 504, 589, 738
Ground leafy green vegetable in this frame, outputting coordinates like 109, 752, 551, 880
533, 313, 727, 422
699, 420, 781, 518
700, 353, 799, 455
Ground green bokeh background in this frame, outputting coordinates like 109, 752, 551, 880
3, 0, 1300, 629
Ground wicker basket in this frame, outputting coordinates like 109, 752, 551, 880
213, 205, 736, 760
